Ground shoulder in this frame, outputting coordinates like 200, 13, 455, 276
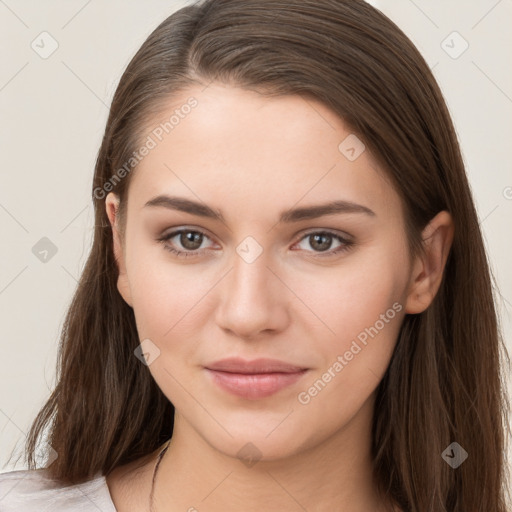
0, 468, 116, 512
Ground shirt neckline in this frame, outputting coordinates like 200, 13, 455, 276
93, 472, 118, 511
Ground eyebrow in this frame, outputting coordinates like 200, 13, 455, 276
143, 195, 375, 223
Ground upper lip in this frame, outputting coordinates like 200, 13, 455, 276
205, 358, 307, 374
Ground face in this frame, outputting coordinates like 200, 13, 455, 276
106, 82, 417, 461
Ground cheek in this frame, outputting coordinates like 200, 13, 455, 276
126, 256, 218, 406
294, 243, 408, 347
291, 263, 405, 443
290, 239, 408, 401
125, 240, 215, 342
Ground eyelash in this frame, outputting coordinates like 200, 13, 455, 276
157, 228, 354, 259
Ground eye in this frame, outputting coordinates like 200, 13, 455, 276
157, 228, 216, 258
292, 230, 354, 257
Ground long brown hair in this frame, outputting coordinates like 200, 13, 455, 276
24, 1, 510, 510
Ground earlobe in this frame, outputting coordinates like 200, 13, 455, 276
105, 193, 133, 308
405, 211, 454, 314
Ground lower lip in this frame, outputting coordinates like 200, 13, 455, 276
206, 369, 308, 400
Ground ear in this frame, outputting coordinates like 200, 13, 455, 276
105, 192, 133, 307
405, 211, 454, 314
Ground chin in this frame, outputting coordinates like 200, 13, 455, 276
196, 415, 322, 464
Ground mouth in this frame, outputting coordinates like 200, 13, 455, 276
204, 358, 309, 400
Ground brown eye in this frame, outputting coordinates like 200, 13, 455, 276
293, 230, 354, 257
179, 231, 204, 250
157, 228, 216, 258
309, 233, 334, 252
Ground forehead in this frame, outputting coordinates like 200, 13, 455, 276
127, 83, 401, 222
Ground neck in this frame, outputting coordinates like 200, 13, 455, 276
151, 396, 392, 512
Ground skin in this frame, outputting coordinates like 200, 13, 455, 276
104, 82, 454, 512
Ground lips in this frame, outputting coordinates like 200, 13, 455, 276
204, 358, 308, 400
206, 357, 306, 374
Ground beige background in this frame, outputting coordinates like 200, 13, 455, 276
1, 0, 511, 476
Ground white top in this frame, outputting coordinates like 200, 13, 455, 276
0, 468, 117, 511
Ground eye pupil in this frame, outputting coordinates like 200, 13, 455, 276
181, 231, 203, 250
310, 233, 332, 252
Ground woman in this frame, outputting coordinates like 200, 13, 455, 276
1, 0, 510, 510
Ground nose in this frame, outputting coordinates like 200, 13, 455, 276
214, 248, 290, 340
